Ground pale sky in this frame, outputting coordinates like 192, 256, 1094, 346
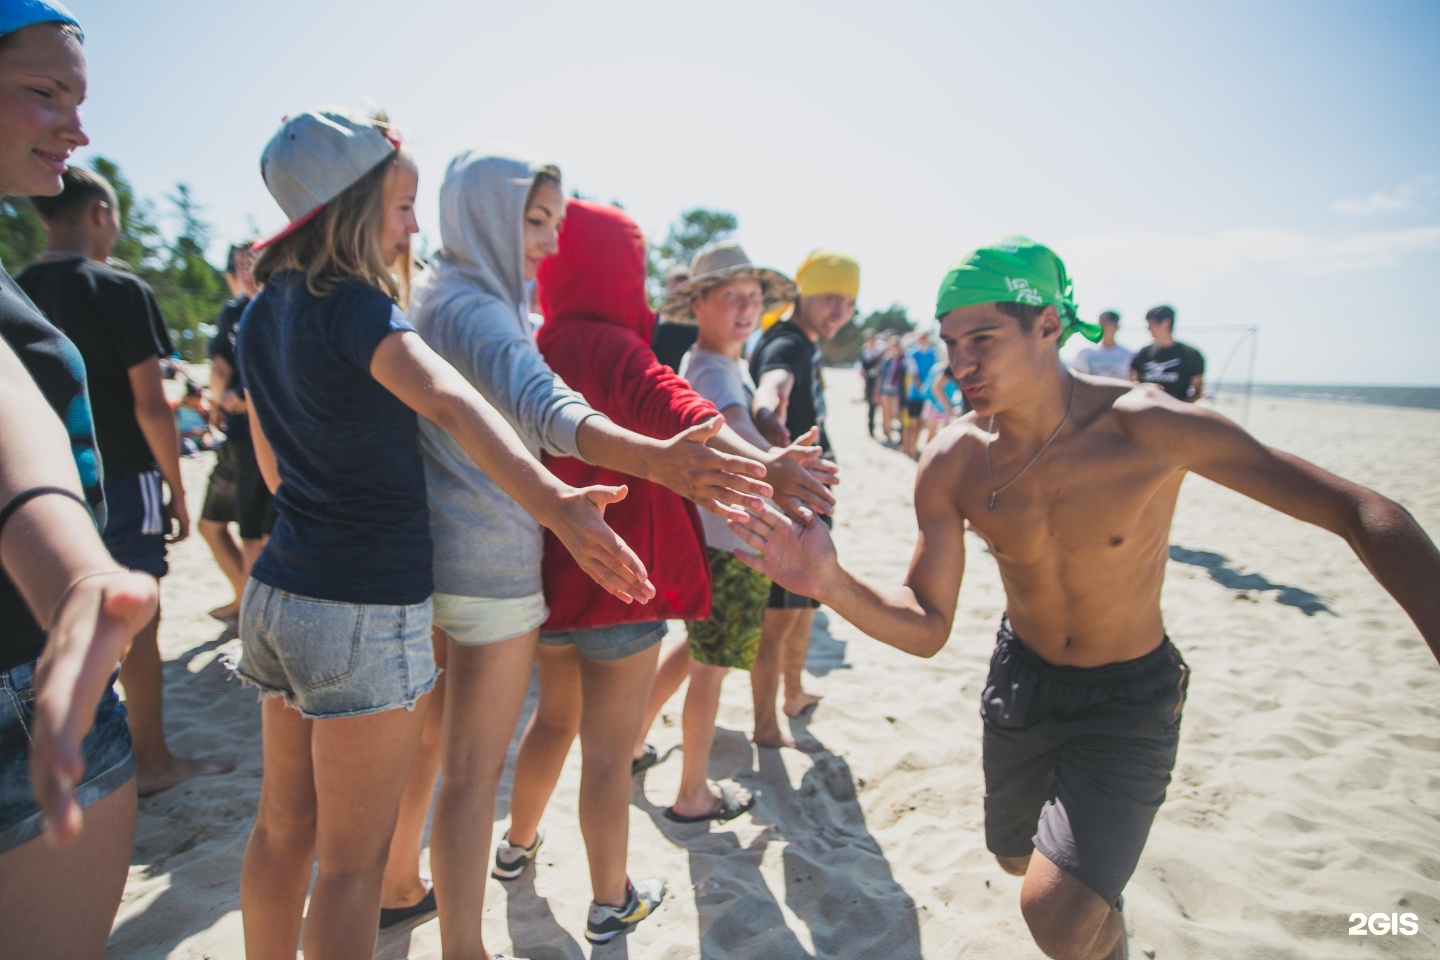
63, 0, 1440, 385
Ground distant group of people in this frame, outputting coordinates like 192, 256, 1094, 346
1071, 305, 1207, 403
2, 4, 1438, 960
859, 329, 963, 458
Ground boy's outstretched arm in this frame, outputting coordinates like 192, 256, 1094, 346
729, 447, 967, 658
1132, 395, 1440, 662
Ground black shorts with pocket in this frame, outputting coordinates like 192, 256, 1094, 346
980, 618, 1189, 907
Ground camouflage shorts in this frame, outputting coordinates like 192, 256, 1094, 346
686, 548, 770, 670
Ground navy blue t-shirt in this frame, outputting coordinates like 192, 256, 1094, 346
1, 266, 106, 670
236, 272, 432, 605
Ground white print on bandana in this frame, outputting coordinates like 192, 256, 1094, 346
1141, 358, 1182, 383
1006, 277, 1044, 306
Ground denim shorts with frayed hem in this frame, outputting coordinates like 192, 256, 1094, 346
0, 661, 135, 853
539, 620, 667, 662
236, 579, 437, 720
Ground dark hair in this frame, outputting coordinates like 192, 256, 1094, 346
1145, 304, 1176, 327
225, 241, 257, 276
30, 165, 113, 225
1098, 310, 1120, 323
995, 301, 1045, 333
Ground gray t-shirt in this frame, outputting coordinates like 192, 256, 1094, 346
679, 346, 756, 553
1073, 343, 1135, 381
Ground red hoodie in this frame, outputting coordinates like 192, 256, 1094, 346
535, 200, 718, 630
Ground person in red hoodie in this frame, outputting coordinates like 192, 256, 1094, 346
497, 200, 833, 944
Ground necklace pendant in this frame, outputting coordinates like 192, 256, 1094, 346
987, 493, 998, 513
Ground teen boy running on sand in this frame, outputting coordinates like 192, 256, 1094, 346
728, 237, 1440, 960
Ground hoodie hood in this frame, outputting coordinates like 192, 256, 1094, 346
536, 200, 655, 342
422, 149, 547, 312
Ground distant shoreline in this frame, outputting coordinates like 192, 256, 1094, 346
1212, 383, 1440, 411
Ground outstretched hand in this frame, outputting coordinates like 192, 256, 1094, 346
30, 569, 158, 847
765, 426, 839, 521
546, 484, 656, 604
653, 416, 773, 521
727, 502, 836, 601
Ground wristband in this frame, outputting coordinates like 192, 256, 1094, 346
0, 486, 87, 541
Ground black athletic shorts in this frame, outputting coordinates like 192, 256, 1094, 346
905, 398, 925, 419
980, 618, 1189, 907
230, 436, 276, 541
200, 441, 237, 524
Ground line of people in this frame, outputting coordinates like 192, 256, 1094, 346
4, 6, 1438, 960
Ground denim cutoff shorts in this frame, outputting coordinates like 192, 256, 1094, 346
0, 660, 135, 852
236, 579, 438, 719
539, 619, 667, 662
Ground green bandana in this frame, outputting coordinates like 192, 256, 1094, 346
934, 236, 1100, 346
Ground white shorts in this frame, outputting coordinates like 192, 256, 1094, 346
432, 591, 549, 647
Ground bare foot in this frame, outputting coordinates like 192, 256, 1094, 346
783, 690, 823, 719
137, 754, 235, 797
751, 726, 796, 749
207, 601, 240, 621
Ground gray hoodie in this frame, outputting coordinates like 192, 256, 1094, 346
409, 150, 602, 598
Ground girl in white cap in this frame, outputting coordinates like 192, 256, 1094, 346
233, 110, 655, 960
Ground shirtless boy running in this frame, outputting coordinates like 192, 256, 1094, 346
729, 237, 1440, 960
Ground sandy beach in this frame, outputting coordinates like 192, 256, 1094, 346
105, 371, 1440, 959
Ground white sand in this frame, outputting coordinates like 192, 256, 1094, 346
107, 374, 1440, 958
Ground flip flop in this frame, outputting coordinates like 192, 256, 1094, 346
664, 781, 755, 824
378, 884, 436, 929
631, 742, 659, 775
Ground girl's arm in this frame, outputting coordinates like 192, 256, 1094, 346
370, 330, 655, 604
0, 338, 158, 846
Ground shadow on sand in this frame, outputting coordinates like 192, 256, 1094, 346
1169, 545, 1334, 615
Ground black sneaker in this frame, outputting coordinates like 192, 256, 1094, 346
584, 877, 666, 943
492, 827, 544, 880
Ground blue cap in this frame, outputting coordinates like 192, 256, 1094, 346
0, 0, 82, 41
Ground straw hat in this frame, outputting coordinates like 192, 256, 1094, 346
659, 241, 797, 324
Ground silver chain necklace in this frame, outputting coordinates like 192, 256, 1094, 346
985, 375, 1077, 512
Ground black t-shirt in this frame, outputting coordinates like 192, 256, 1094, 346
208, 295, 250, 442
651, 320, 698, 374
0, 266, 107, 671
17, 258, 173, 477
1131, 341, 1205, 401
749, 320, 832, 456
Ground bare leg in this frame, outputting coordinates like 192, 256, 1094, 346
671, 662, 750, 818
781, 607, 821, 718
301, 702, 428, 960
431, 630, 539, 959
576, 642, 661, 906
241, 698, 317, 960
633, 634, 691, 760
118, 606, 232, 796
751, 607, 798, 748
380, 628, 447, 911
0, 777, 136, 960
1015, 849, 1127, 960
505, 643, 583, 849
197, 518, 244, 618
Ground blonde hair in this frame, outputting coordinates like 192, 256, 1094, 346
254, 149, 410, 303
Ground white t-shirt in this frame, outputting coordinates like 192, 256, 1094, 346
1073, 343, 1135, 381
679, 346, 759, 553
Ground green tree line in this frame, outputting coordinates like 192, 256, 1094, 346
0, 157, 226, 362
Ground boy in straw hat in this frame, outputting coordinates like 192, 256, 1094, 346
727, 236, 1440, 959
741, 248, 858, 746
